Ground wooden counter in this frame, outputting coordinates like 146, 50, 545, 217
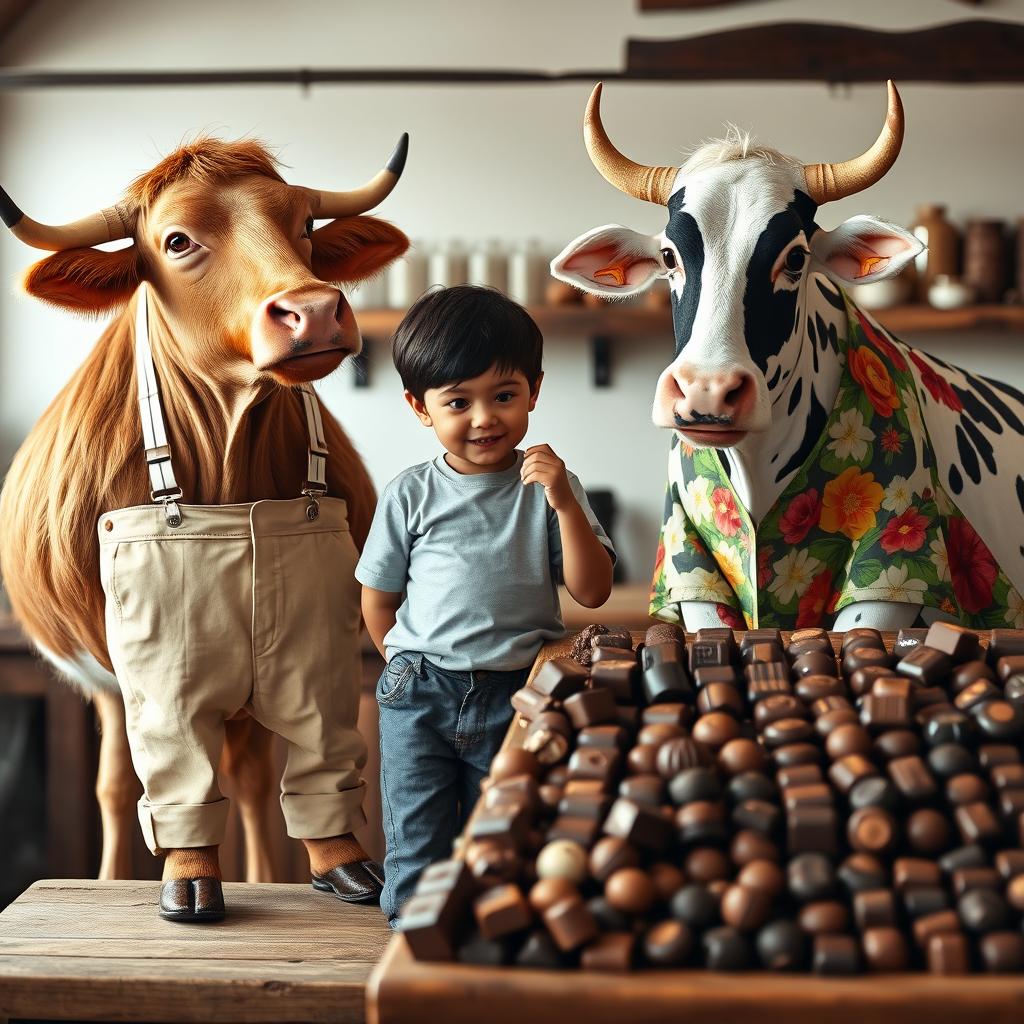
367, 630, 1024, 1024
0, 879, 391, 1024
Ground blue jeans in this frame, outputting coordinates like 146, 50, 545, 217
376, 651, 528, 924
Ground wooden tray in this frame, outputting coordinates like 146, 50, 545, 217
367, 631, 1024, 1024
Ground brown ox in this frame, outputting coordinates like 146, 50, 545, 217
0, 136, 408, 881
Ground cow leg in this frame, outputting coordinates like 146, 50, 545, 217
92, 688, 140, 880
833, 601, 922, 632
221, 714, 278, 882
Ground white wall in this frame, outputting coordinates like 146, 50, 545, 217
2, 0, 1022, 582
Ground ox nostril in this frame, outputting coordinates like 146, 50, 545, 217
269, 302, 303, 332
724, 374, 754, 414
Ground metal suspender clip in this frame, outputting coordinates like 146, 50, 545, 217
299, 383, 329, 521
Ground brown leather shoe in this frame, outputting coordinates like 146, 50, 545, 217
159, 877, 226, 923
311, 859, 384, 905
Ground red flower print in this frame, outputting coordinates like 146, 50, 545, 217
779, 488, 822, 544
909, 351, 963, 412
946, 518, 998, 614
712, 487, 742, 537
855, 311, 908, 371
881, 428, 902, 454
797, 569, 834, 628
716, 604, 745, 629
653, 538, 666, 575
757, 545, 775, 589
880, 507, 929, 554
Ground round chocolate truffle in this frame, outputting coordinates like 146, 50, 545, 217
685, 847, 732, 884
671, 883, 720, 930
536, 839, 589, 884
737, 859, 785, 895
717, 738, 769, 777
906, 808, 953, 855
692, 712, 741, 750
605, 867, 657, 916
825, 723, 874, 761
490, 747, 541, 781
702, 926, 752, 970
757, 919, 807, 971
528, 877, 578, 913
721, 884, 772, 931
589, 836, 640, 882
787, 853, 836, 903
649, 862, 687, 902
668, 766, 721, 806
644, 919, 693, 967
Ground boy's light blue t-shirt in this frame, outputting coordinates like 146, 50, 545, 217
355, 450, 615, 672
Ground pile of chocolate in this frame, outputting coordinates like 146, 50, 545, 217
398, 624, 1024, 974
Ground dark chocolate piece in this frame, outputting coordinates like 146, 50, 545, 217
532, 659, 589, 700
618, 773, 665, 808
927, 931, 970, 974
757, 919, 807, 971
671, 883, 720, 929
515, 929, 569, 969
644, 919, 694, 967
957, 888, 1011, 933
888, 755, 939, 802
897, 645, 953, 685
978, 932, 1024, 972
923, 622, 982, 663
668, 766, 722, 806
798, 900, 849, 935
862, 926, 909, 971
848, 807, 899, 856
787, 852, 836, 903
543, 896, 599, 952
563, 686, 618, 729
838, 853, 888, 893
473, 883, 533, 939
702, 925, 753, 970
603, 797, 672, 852
813, 934, 861, 975
853, 889, 898, 931
903, 886, 951, 919
906, 808, 953, 856
455, 929, 512, 965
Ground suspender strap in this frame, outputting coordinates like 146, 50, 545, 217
133, 284, 330, 526
134, 285, 183, 526
299, 382, 329, 497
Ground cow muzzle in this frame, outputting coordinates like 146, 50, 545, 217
252, 285, 360, 384
653, 363, 759, 447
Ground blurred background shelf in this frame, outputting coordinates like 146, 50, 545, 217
356, 304, 1024, 340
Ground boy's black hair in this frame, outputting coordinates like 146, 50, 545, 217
391, 285, 543, 400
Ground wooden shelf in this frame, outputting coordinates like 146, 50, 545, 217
355, 303, 1024, 340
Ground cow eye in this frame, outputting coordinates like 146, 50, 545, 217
785, 247, 808, 273
302, 216, 314, 240
660, 248, 677, 269
164, 232, 195, 257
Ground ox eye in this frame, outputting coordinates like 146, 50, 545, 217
785, 247, 808, 273
660, 248, 677, 270
302, 216, 314, 240
164, 232, 196, 257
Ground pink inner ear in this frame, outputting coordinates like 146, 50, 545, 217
828, 233, 914, 280
563, 243, 657, 287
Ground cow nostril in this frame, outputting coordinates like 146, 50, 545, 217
724, 375, 752, 411
269, 302, 302, 330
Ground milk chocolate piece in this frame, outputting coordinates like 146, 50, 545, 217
829, 754, 879, 795
543, 896, 599, 952
783, 784, 834, 811
791, 651, 838, 679
773, 743, 821, 769
528, 877, 579, 914
415, 858, 475, 899
888, 755, 938, 802
650, 862, 687, 902
985, 753, 1024, 780
843, 645, 895, 677
619, 773, 666, 808
717, 738, 768, 777
924, 622, 982, 663
737, 859, 785, 894
604, 866, 657, 915
757, 920, 807, 971
795, 675, 844, 703
1007, 874, 1024, 911
644, 919, 694, 967
400, 889, 468, 962
776, 764, 823, 789
813, 934, 861, 975
693, 712, 741, 749
696, 681, 744, 718
847, 807, 898, 856
603, 797, 672, 852
951, 659, 997, 693
788, 627, 832, 656
951, 867, 1001, 896
473, 883, 533, 939
702, 925, 753, 970
860, 693, 911, 731
755, 694, 806, 729
637, 722, 685, 745
589, 836, 641, 882
523, 712, 573, 765
947, 774, 990, 806
532, 659, 589, 700
466, 843, 522, 887
469, 802, 531, 847
557, 789, 612, 821
841, 627, 885, 654
892, 857, 942, 890
954, 801, 1001, 845
686, 846, 732, 883
731, 829, 781, 865
995, 849, 1024, 880
563, 687, 618, 729
721, 884, 772, 931
744, 661, 790, 687
656, 736, 709, 778
511, 686, 556, 721
762, 718, 814, 748
854, 889, 898, 930
798, 900, 849, 935
485, 774, 540, 812
979, 932, 1024, 972
590, 659, 639, 704
641, 702, 691, 727
954, 679, 1001, 712
742, 641, 785, 666
567, 746, 621, 787
874, 728, 922, 761
590, 644, 637, 666
676, 800, 728, 846
577, 723, 630, 752
927, 931, 970, 974
862, 926, 909, 971
906, 808, 952, 855
896, 645, 953, 685
626, 743, 660, 776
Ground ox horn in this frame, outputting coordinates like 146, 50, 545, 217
309, 132, 409, 219
584, 83, 678, 206
803, 81, 905, 205
0, 188, 134, 251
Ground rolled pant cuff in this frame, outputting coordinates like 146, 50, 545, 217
282, 784, 368, 839
139, 797, 230, 855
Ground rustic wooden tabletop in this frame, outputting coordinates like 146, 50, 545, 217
0, 879, 391, 1024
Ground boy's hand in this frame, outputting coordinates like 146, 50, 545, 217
522, 444, 576, 511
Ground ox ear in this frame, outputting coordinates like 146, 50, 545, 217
550, 224, 662, 298
22, 245, 140, 315
311, 215, 409, 283
810, 214, 924, 285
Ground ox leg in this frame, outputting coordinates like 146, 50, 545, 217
92, 688, 140, 880
832, 601, 922, 632
222, 715, 278, 882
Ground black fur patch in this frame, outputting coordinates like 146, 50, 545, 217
788, 375, 804, 415
948, 462, 964, 495
775, 390, 827, 484
966, 371, 1024, 436
960, 416, 996, 475
955, 425, 981, 485
665, 188, 704, 358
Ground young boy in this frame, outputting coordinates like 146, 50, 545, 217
356, 285, 615, 924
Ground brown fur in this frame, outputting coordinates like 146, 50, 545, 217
0, 138, 406, 677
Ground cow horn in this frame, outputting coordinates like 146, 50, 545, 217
0, 188, 134, 251
584, 83, 678, 206
309, 132, 409, 219
803, 81, 905, 205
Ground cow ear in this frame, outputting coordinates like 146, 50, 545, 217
550, 224, 662, 298
810, 215, 924, 285
311, 215, 409, 283
22, 245, 141, 315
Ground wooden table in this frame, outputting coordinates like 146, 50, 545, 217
0, 879, 391, 1023
367, 630, 1024, 1024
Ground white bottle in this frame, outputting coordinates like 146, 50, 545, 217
508, 238, 545, 306
429, 239, 469, 289
348, 271, 387, 310
387, 239, 430, 308
468, 239, 508, 294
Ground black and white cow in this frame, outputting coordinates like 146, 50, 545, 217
552, 82, 1024, 632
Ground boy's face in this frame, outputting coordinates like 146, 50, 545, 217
405, 365, 542, 475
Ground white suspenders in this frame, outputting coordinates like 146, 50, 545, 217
134, 283, 329, 526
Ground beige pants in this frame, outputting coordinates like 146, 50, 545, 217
98, 497, 367, 854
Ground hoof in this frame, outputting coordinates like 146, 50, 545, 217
311, 859, 384, 905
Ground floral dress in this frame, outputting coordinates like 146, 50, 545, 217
650, 296, 1024, 630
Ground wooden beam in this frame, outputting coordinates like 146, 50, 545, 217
627, 19, 1024, 82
